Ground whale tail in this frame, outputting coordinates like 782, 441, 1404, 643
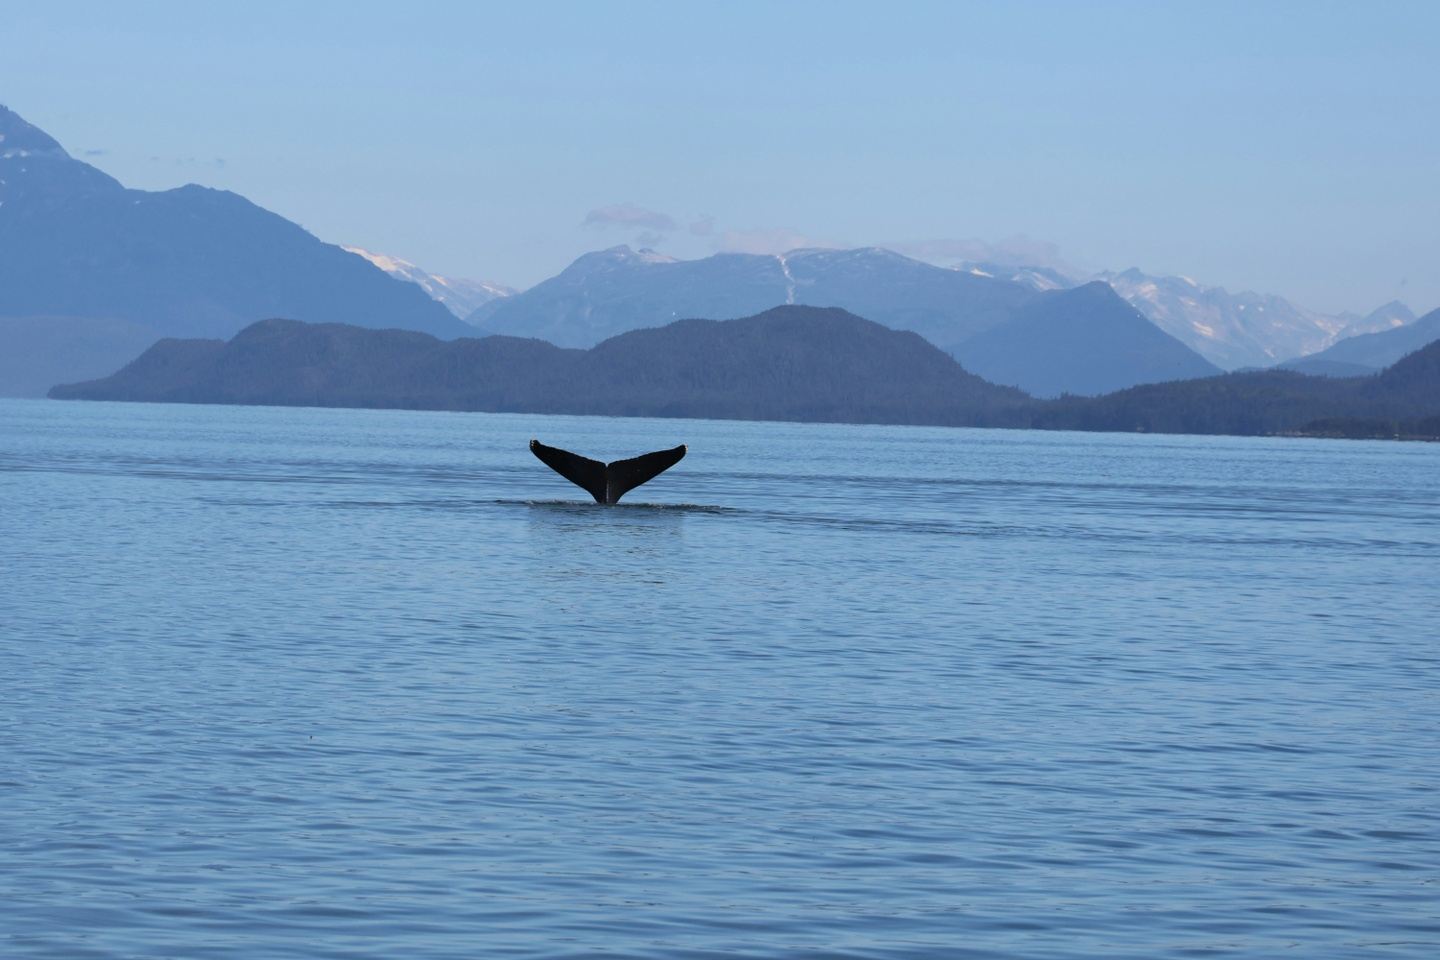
529, 440, 686, 504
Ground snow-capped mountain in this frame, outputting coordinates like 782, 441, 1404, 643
937, 257, 1416, 371
463, 244, 1221, 396
343, 247, 514, 321
1096, 268, 1347, 370
944, 259, 1411, 371
466, 244, 1034, 351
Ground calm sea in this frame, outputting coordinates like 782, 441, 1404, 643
3, 398, 1438, 959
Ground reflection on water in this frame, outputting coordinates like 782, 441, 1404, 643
2, 398, 1438, 959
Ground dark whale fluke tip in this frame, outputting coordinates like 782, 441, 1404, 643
530, 439, 686, 504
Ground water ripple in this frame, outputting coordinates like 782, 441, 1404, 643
1, 399, 1437, 958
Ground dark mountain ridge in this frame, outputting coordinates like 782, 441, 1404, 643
1034, 335, 1440, 436
52, 306, 1031, 427
52, 307, 1440, 438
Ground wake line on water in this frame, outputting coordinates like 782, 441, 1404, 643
494, 498, 736, 516
193, 495, 737, 514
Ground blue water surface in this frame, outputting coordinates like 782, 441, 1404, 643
2, 398, 1438, 959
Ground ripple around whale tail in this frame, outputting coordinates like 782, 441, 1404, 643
530, 439, 686, 504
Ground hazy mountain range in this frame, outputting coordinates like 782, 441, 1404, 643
1095, 268, 1343, 369
0, 104, 469, 395
452, 244, 1416, 378
52, 307, 1440, 439
429, 243, 1414, 373
464, 244, 1036, 353
1098, 271, 1419, 370
458, 244, 1219, 397
1, 102, 1433, 404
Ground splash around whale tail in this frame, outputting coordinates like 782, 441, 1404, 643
529, 440, 687, 504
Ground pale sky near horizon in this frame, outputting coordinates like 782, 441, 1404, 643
1, 0, 1436, 314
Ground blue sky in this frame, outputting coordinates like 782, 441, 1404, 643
2, 0, 1436, 313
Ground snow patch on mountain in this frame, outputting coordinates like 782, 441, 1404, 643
954, 261, 1071, 292
774, 253, 797, 304
1335, 300, 1415, 339
344, 247, 514, 322
1097, 268, 1350, 370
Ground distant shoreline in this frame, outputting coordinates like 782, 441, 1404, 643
32, 395, 1439, 446
47, 310, 1440, 444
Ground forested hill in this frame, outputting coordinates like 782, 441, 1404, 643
50, 309, 1440, 439
1031, 338, 1440, 436
50, 307, 1033, 428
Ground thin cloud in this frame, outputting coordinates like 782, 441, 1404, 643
582, 203, 677, 233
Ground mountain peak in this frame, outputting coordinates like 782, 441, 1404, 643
1044, 280, 1156, 329
0, 104, 67, 156
956, 280, 1220, 397
0, 104, 124, 205
1068, 279, 1130, 307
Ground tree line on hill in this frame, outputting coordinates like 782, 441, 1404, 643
49, 306, 1440, 440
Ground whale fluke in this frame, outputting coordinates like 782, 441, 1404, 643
529, 440, 686, 504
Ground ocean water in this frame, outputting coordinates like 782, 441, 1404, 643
2, 397, 1438, 959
